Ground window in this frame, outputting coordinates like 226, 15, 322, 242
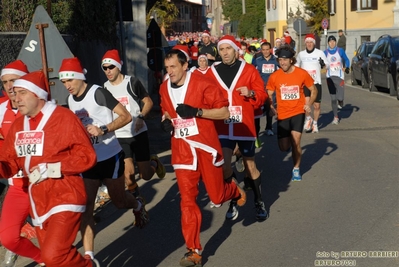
351, 0, 377, 11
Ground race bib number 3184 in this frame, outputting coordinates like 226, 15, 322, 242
15, 130, 44, 157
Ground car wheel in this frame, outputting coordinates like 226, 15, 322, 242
361, 71, 369, 88
389, 74, 396, 96
369, 71, 377, 92
351, 70, 357, 85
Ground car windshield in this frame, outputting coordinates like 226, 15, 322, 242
365, 44, 375, 55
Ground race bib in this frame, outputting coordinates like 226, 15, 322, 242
116, 96, 131, 112
307, 69, 317, 80
262, 64, 275, 74
172, 118, 199, 139
330, 62, 341, 72
15, 130, 44, 157
193, 52, 198, 57
281, 85, 300, 100
225, 106, 243, 124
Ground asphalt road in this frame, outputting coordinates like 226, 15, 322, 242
3, 75, 399, 267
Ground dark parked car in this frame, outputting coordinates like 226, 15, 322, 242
368, 34, 399, 100
351, 41, 375, 88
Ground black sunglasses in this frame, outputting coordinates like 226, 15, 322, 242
102, 65, 116, 71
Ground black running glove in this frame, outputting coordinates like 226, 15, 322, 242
176, 104, 198, 119
161, 119, 174, 133
319, 57, 325, 68
345, 68, 350, 74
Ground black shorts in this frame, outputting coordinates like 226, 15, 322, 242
303, 83, 322, 103
118, 131, 150, 162
277, 113, 305, 139
219, 139, 255, 157
82, 150, 125, 179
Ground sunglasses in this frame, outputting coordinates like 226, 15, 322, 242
102, 65, 116, 71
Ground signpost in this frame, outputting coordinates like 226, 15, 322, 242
293, 19, 307, 52
321, 18, 329, 50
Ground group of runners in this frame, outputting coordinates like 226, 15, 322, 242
0, 29, 350, 267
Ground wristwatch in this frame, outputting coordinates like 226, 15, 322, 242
197, 108, 203, 117
100, 125, 108, 135
137, 114, 145, 120
250, 90, 255, 98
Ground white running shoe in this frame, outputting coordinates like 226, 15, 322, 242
304, 117, 313, 131
2, 250, 18, 267
332, 117, 339, 125
312, 123, 319, 133
209, 201, 222, 208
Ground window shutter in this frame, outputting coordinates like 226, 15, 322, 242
351, 0, 357, 11
371, 0, 378, 10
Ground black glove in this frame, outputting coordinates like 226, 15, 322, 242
345, 68, 350, 74
319, 57, 325, 68
161, 119, 174, 133
176, 104, 198, 119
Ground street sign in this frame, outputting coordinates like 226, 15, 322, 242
322, 18, 329, 30
293, 19, 307, 34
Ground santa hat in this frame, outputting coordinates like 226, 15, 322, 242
59, 57, 86, 80
275, 38, 281, 43
102, 49, 122, 70
198, 54, 208, 62
304, 34, 316, 44
1, 60, 29, 77
217, 35, 240, 51
202, 30, 210, 37
173, 44, 190, 61
13, 71, 50, 101
260, 39, 268, 45
284, 31, 290, 37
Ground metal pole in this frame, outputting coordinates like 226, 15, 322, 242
242, 0, 246, 14
36, 23, 51, 95
299, 20, 302, 52
118, 0, 127, 74
47, 0, 52, 18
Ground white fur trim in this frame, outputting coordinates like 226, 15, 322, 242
305, 37, 315, 44
101, 58, 122, 70
13, 79, 48, 100
59, 71, 86, 80
217, 39, 239, 51
1, 68, 27, 77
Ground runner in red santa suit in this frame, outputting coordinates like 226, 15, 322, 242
0, 60, 42, 266
0, 71, 98, 267
159, 49, 246, 267
207, 35, 269, 221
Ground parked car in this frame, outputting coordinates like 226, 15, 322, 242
351, 41, 375, 88
368, 34, 399, 100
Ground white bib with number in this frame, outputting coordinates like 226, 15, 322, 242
307, 69, 317, 80
15, 130, 44, 157
172, 118, 199, 139
281, 85, 300, 100
330, 62, 341, 72
262, 64, 275, 74
116, 96, 131, 112
225, 106, 243, 124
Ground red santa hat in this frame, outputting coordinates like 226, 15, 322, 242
59, 57, 86, 80
202, 30, 211, 37
260, 39, 268, 45
304, 34, 316, 44
217, 35, 240, 51
1, 60, 29, 77
102, 49, 122, 70
284, 31, 290, 37
173, 44, 190, 61
13, 71, 50, 101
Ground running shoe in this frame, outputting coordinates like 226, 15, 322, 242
266, 129, 274, 136
2, 250, 18, 267
332, 117, 339, 125
312, 123, 319, 133
235, 155, 245, 172
304, 117, 313, 131
255, 201, 269, 221
92, 258, 101, 267
291, 168, 302, 181
255, 138, 262, 148
338, 100, 344, 109
225, 200, 239, 220
150, 155, 166, 178
180, 249, 202, 267
209, 201, 222, 208
133, 197, 149, 228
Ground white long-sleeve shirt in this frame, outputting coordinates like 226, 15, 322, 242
296, 48, 329, 85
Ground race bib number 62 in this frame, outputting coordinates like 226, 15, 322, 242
15, 130, 44, 157
172, 118, 199, 138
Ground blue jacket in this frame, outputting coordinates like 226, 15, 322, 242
253, 54, 279, 86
